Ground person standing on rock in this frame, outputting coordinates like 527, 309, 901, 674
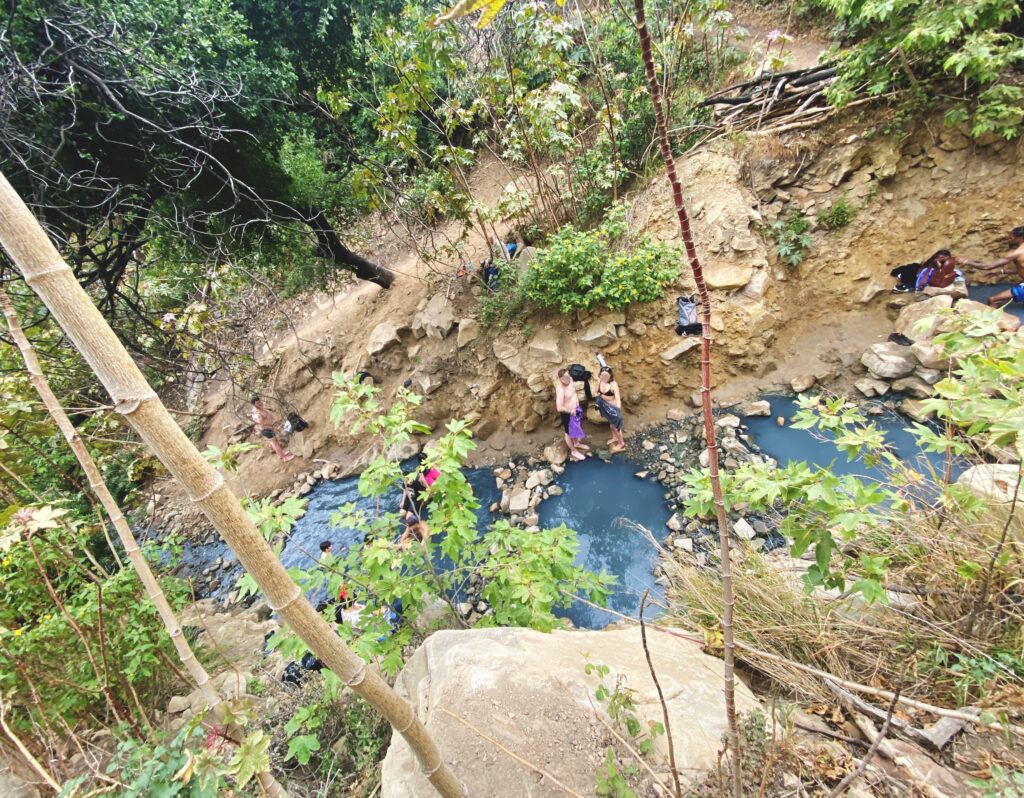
556, 368, 588, 461
249, 396, 295, 462
596, 368, 626, 453
962, 225, 1024, 307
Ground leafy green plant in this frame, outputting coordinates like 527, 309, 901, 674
201, 442, 258, 474
522, 205, 680, 313
595, 747, 638, 798
768, 212, 812, 267
586, 661, 664, 757
816, 194, 857, 230
972, 765, 1024, 798
818, 0, 1024, 139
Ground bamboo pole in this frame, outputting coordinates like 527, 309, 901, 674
0, 171, 468, 798
0, 289, 288, 797
631, 2, 743, 796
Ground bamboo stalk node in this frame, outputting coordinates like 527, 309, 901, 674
114, 392, 158, 415
268, 585, 303, 613
188, 473, 226, 504
22, 263, 68, 284
344, 661, 368, 688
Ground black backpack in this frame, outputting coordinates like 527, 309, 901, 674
284, 412, 309, 433
675, 295, 702, 336
567, 363, 593, 408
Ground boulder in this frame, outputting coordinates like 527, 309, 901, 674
733, 518, 756, 540
891, 375, 933, 399
914, 367, 943, 385
493, 339, 526, 378
706, 261, 753, 290
954, 299, 1021, 333
456, 319, 480, 349
578, 317, 618, 347
412, 294, 457, 340
660, 337, 701, 361
899, 398, 934, 423
854, 378, 890, 398
790, 374, 816, 393
909, 340, 949, 370
957, 464, 1023, 506
894, 295, 953, 342
543, 444, 568, 465
508, 488, 531, 514
366, 322, 404, 355
380, 627, 759, 798
414, 372, 443, 396
862, 342, 918, 379
528, 328, 563, 363
738, 399, 771, 417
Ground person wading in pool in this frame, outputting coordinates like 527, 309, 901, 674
250, 396, 295, 462
962, 225, 1024, 307
555, 368, 588, 461
595, 368, 626, 453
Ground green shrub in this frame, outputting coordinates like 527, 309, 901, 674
816, 193, 857, 230
522, 207, 680, 313
768, 212, 812, 267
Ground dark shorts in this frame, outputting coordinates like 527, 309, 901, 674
259, 428, 275, 439
560, 412, 571, 433
1012, 283, 1024, 303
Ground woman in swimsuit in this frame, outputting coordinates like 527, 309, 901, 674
596, 368, 625, 453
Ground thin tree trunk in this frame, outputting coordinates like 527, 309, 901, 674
0, 170, 468, 798
630, 2, 743, 796
0, 289, 289, 797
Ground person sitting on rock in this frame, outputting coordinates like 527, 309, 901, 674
398, 512, 431, 550
595, 368, 626, 454
249, 396, 295, 462
961, 225, 1024, 307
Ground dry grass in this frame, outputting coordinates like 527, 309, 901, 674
661, 499, 1024, 710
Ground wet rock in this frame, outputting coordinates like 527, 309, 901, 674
546, 485, 564, 497
457, 319, 480, 348
717, 414, 741, 429
855, 377, 890, 398
412, 294, 457, 340
543, 444, 567, 465
739, 400, 771, 417
776, 416, 785, 426
862, 342, 918, 379
508, 488, 531, 514
892, 375, 934, 399
366, 321, 405, 355
666, 514, 683, 532
899, 398, 934, 423
790, 374, 816, 393
660, 337, 701, 361
894, 295, 953, 342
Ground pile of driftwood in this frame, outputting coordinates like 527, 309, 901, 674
702, 62, 839, 133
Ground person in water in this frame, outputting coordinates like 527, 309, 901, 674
555, 368, 588, 461
249, 396, 295, 462
962, 225, 1024, 306
595, 368, 625, 453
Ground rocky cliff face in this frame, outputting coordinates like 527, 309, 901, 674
180, 115, 1021, 501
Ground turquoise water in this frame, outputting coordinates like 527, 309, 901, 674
743, 395, 963, 481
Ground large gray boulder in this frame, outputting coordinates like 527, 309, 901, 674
412, 294, 457, 340
957, 464, 1023, 505
366, 321, 405, 355
660, 337, 701, 361
862, 341, 918, 379
894, 295, 953, 342
380, 626, 759, 798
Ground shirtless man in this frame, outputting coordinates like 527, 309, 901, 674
962, 226, 1024, 307
555, 368, 588, 461
249, 396, 294, 462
